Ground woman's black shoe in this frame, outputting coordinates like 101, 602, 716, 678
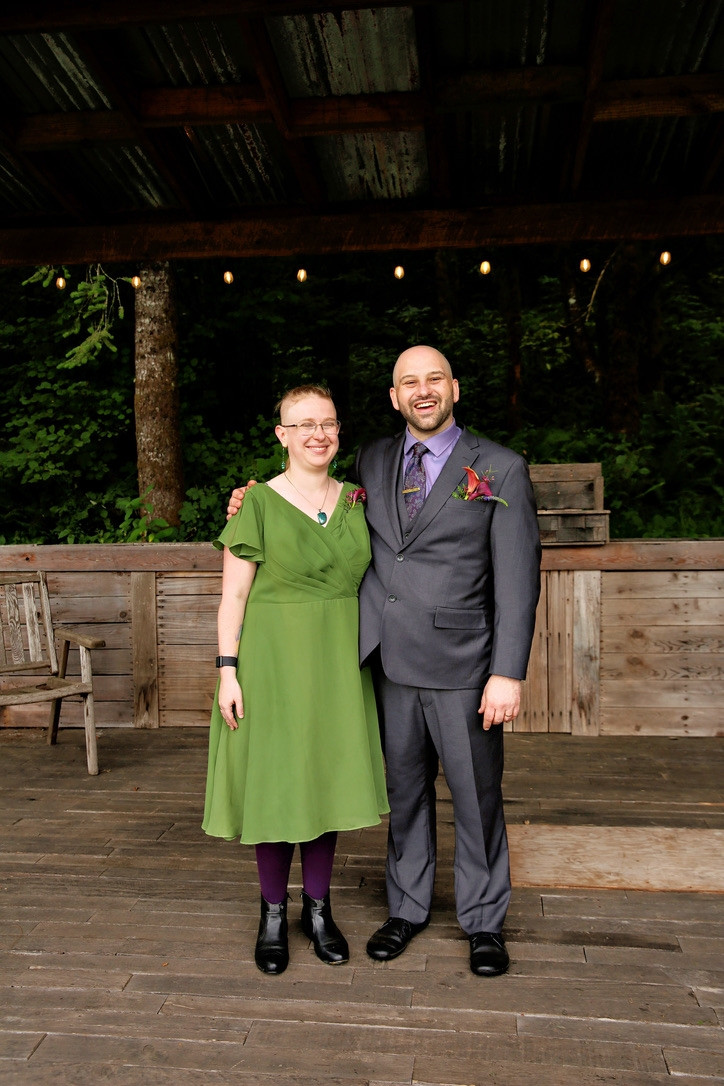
300, 891, 349, 965
254, 894, 289, 974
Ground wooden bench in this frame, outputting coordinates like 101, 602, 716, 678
0, 572, 106, 775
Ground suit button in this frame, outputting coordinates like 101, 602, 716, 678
396, 554, 404, 562
387, 594, 397, 603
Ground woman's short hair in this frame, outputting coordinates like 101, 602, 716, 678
275, 384, 334, 420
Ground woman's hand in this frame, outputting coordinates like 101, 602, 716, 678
218, 672, 244, 729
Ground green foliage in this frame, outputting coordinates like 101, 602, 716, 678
1, 246, 722, 543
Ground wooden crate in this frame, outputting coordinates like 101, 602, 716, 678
529, 463, 609, 545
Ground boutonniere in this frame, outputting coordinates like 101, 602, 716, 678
345, 487, 366, 509
453, 467, 508, 506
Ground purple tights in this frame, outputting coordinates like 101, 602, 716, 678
255, 831, 338, 904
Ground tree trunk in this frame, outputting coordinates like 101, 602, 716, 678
559, 252, 601, 382
600, 243, 651, 435
134, 261, 184, 527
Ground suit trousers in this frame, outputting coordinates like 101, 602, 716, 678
375, 667, 511, 935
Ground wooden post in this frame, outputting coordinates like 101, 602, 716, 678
131, 571, 159, 728
571, 570, 601, 734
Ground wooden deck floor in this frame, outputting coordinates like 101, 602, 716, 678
1, 728, 722, 1085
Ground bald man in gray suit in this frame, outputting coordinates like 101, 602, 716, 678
357, 346, 540, 976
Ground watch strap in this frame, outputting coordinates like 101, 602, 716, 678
215, 655, 238, 668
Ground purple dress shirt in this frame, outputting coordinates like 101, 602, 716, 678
402, 419, 462, 499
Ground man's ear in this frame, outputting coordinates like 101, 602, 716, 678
452, 378, 460, 403
389, 387, 400, 412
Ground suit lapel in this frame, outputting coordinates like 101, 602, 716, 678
401, 428, 482, 545
382, 432, 405, 546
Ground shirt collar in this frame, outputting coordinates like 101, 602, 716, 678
404, 418, 461, 459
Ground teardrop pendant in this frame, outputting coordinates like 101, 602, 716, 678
317, 511, 328, 525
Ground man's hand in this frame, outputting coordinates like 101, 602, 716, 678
478, 675, 522, 731
226, 480, 257, 521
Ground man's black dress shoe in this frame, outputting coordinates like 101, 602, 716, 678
469, 931, 509, 976
366, 916, 429, 961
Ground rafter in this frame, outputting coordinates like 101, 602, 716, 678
565, 0, 617, 197
12, 70, 724, 155
0, 195, 722, 266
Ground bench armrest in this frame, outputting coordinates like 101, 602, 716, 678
54, 626, 107, 651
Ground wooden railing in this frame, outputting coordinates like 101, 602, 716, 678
0, 541, 722, 736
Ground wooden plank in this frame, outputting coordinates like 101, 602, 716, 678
131, 573, 158, 729
603, 570, 724, 598
157, 573, 220, 596
602, 597, 723, 625
159, 709, 209, 727
46, 648, 132, 677
599, 707, 723, 736
1, 699, 131, 727
601, 679, 723, 708
541, 539, 724, 571
0, 674, 130, 701
508, 825, 724, 891
515, 581, 549, 733
0, 539, 722, 574
601, 654, 724, 681
571, 571, 600, 735
46, 571, 131, 599
0, 544, 223, 573
546, 571, 573, 733
602, 626, 724, 653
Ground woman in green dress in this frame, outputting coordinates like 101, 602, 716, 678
203, 385, 388, 975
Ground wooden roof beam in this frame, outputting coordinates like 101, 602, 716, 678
13, 70, 724, 154
565, 0, 617, 196
0, 195, 722, 265
70, 30, 195, 214
237, 14, 324, 205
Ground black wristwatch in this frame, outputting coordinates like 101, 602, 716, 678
215, 656, 238, 668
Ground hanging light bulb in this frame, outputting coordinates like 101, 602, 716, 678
223, 270, 234, 284
394, 265, 405, 279
479, 260, 491, 276
579, 258, 591, 273
659, 251, 672, 266
131, 275, 141, 289
55, 276, 66, 290
296, 268, 307, 283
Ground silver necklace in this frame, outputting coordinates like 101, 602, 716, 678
285, 472, 332, 524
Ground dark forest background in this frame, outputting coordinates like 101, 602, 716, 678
1, 238, 722, 544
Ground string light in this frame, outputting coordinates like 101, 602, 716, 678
659, 251, 672, 266
394, 265, 405, 279
479, 260, 491, 276
223, 270, 234, 284
579, 258, 591, 273
131, 275, 141, 289
296, 268, 307, 283
55, 276, 66, 290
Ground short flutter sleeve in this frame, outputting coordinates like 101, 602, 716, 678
213, 485, 265, 563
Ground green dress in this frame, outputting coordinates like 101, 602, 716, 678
202, 481, 389, 844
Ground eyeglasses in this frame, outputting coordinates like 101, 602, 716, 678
281, 420, 341, 436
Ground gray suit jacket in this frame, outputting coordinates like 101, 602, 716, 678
355, 426, 541, 690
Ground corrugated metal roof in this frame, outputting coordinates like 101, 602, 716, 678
0, 1, 722, 263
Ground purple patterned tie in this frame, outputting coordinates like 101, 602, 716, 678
403, 441, 429, 519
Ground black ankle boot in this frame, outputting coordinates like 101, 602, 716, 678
255, 894, 289, 975
300, 891, 349, 965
